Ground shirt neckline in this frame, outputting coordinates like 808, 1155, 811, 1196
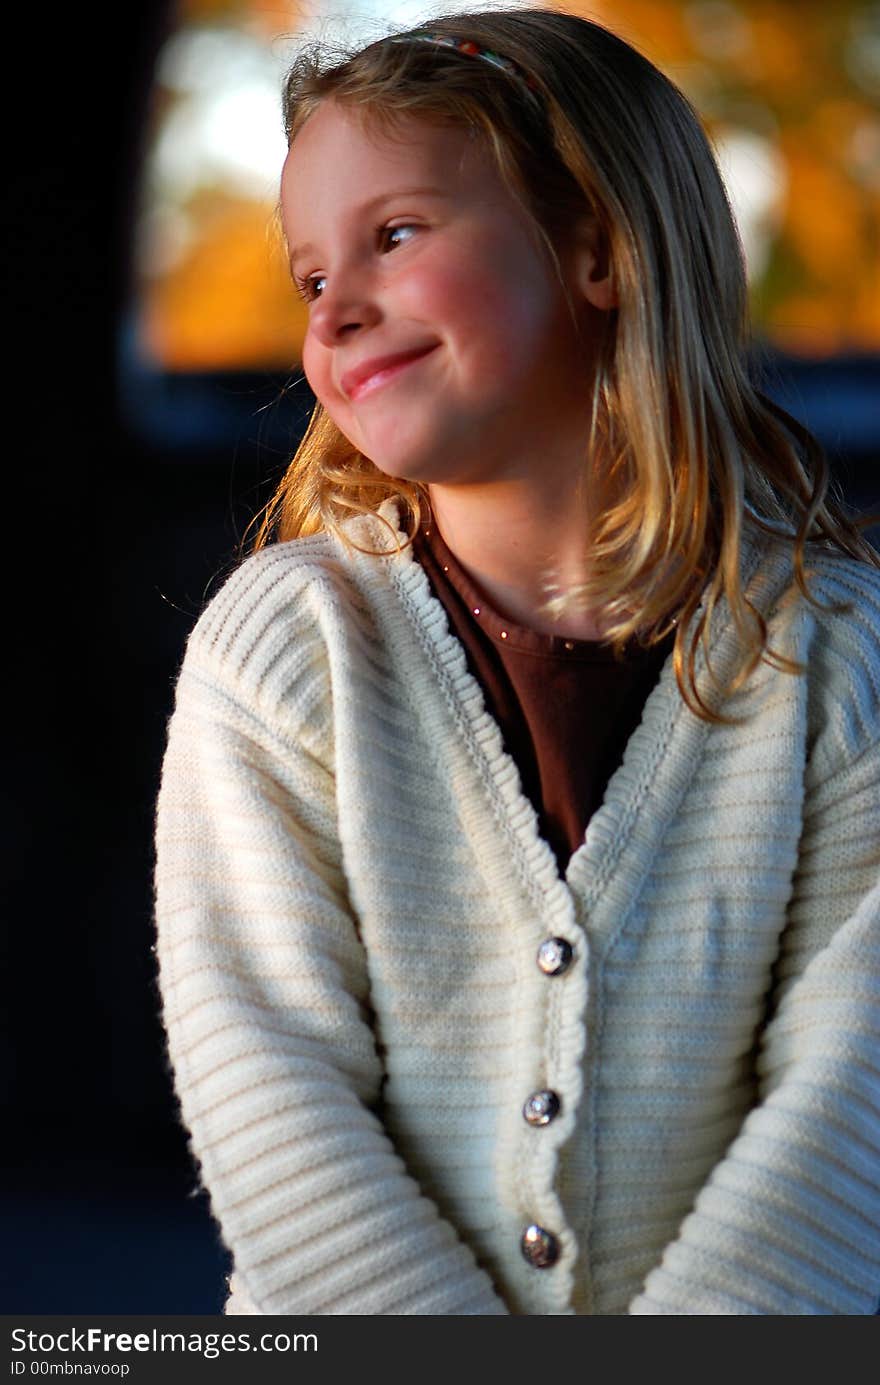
413, 521, 671, 664
347, 491, 785, 928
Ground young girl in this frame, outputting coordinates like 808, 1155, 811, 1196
154, 8, 880, 1315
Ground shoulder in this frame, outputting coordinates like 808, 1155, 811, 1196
178, 503, 407, 729
188, 532, 345, 670
789, 544, 880, 774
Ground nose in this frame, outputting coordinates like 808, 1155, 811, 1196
306, 268, 382, 348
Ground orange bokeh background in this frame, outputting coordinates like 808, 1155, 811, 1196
139, 0, 880, 369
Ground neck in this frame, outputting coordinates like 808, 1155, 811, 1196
425, 473, 609, 641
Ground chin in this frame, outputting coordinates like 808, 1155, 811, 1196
365, 439, 491, 486
358, 446, 448, 486
344, 414, 462, 480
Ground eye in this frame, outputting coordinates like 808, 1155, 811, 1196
293, 221, 421, 303
294, 272, 326, 304
378, 223, 419, 253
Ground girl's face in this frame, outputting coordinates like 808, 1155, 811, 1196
280, 100, 605, 486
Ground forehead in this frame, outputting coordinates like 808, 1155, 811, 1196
280, 100, 490, 216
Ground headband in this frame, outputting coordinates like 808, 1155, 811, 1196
388, 31, 542, 110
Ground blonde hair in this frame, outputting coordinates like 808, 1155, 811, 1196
248, 6, 878, 721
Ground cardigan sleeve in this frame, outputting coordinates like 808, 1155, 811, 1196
154, 627, 508, 1316
629, 669, 880, 1313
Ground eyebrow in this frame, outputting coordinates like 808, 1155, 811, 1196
288, 187, 451, 267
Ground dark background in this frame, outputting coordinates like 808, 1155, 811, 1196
3, 6, 878, 1313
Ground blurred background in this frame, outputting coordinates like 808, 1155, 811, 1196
5, 0, 879, 1312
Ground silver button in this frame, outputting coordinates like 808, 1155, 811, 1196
536, 937, 573, 975
521, 1224, 559, 1268
523, 1089, 561, 1126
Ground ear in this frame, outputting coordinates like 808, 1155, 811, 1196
569, 216, 618, 311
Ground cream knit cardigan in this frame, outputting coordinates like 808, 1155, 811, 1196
154, 498, 880, 1315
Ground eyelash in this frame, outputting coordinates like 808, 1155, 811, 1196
294, 223, 419, 303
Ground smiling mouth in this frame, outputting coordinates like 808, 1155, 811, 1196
348, 346, 438, 402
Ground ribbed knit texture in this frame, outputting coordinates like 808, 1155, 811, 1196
154, 498, 880, 1315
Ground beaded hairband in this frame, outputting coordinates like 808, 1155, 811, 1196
388, 31, 542, 110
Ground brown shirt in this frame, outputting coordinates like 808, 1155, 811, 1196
412, 519, 674, 878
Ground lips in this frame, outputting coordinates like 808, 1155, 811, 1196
340, 344, 438, 401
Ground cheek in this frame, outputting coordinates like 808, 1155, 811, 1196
301, 336, 329, 404
409, 243, 557, 369
301, 337, 360, 443
302, 337, 346, 421
406, 255, 508, 329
